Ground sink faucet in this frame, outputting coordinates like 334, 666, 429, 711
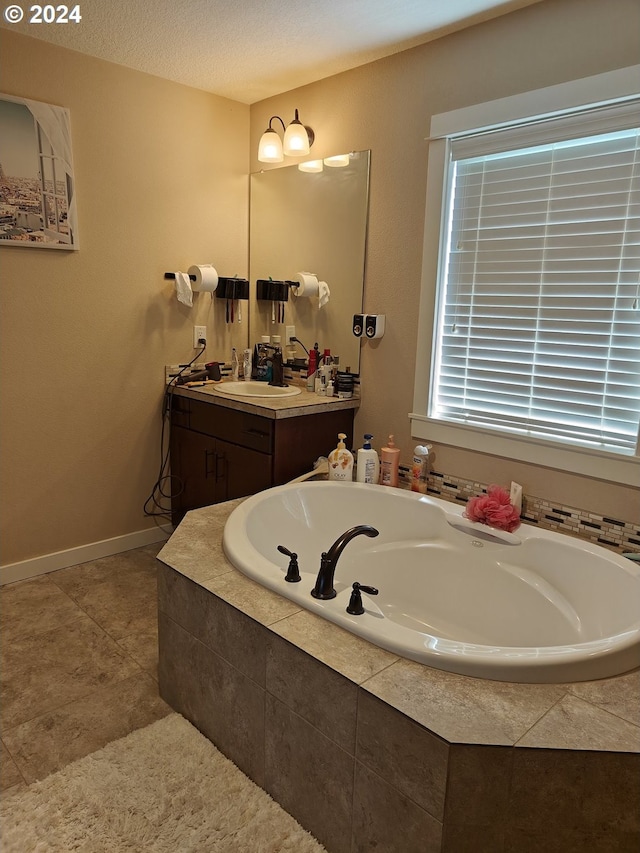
311, 525, 379, 600
264, 345, 286, 387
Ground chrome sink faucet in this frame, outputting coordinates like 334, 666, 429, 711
311, 525, 379, 600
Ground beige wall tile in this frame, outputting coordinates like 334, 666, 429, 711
352, 761, 443, 853
516, 694, 640, 752
568, 669, 640, 728
356, 690, 449, 821
158, 563, 267, 685
265, 693, 354, 853
506, 748, 640, 844
271, 609, 398, 683
203, 571, 301, 626
158, 612, 265, 786
362, 659, 565, 745
266, 632, 358, 753
443, 743, 512, 848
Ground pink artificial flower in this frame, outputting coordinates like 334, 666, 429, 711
463, 484, 521, 533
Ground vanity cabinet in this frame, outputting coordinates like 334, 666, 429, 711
169, 392, 355, 525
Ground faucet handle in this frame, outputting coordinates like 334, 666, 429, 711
277, 545, 301, 583
346, 581, 379, 615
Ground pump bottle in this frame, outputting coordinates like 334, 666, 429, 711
356, 435, 380, 484
328, 433, 354, 482
410, 445, 431, 493
380, 435, 400, 487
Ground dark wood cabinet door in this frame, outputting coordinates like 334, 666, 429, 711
170, 426, 220, 524
216, 438, 273, 502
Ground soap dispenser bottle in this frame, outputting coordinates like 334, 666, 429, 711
356, 435, 380, 484
380, 435, 400, 487
328, 433, 354, 482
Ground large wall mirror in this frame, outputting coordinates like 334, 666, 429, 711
249, 150, 370, 373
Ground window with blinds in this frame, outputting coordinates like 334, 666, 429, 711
430, 104, 640, 456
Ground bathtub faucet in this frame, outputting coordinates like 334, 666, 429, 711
311, 525, 379, 600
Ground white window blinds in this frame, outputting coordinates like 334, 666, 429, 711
431, 104, 640, 455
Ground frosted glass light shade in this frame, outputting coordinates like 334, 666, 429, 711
324, 153, 350, 167
258, 129, 284, 163
298, 159, 323, 173
283, 120, 310, 156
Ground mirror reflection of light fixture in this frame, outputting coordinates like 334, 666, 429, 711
324, 153, 351, 168
298, 159, 324, 173
258, 110, 315, 163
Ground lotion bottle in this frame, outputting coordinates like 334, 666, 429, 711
410, 445, 431, 493
380, 435, 400, 487
328, 433, 354, 482
356, 435, 380, 484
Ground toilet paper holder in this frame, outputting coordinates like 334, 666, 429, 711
165, 272, 197, 282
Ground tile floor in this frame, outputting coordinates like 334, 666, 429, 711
0, 543, 171, 797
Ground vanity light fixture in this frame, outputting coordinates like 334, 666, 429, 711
323, 153, 351, 167
258, 109, 315, 163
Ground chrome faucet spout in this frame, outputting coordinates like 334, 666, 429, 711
311, 525, 379, 600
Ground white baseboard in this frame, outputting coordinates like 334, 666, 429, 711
0, 525, 173, 586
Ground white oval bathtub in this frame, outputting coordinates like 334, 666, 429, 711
222, 482, 640, 683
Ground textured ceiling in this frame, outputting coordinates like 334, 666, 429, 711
1, 0, 542, 103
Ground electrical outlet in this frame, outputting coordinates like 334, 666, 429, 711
193, 325, 207, 348
285, 325, 296, 344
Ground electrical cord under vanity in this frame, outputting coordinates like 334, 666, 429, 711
142, 340, 207, 523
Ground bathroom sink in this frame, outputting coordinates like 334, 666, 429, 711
214, 381, 301, 398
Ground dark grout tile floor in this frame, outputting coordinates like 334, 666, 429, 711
0, 543, 171, 796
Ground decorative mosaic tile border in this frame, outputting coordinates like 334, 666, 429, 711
398, 466, 640, 555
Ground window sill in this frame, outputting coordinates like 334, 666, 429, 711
409, 415, 640, 487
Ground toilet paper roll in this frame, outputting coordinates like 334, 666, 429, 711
188, 264, 219, 293
291, 272, 319, 297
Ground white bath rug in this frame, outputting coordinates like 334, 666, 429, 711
0, 713, 326, 852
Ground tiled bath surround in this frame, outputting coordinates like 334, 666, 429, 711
157, 502, 640, 853
397, 467, 640, 555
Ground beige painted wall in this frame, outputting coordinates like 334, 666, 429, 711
250, 0, 640, 521
0, 31, 249, 565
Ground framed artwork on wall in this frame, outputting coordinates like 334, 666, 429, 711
0, 93, 79, 249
